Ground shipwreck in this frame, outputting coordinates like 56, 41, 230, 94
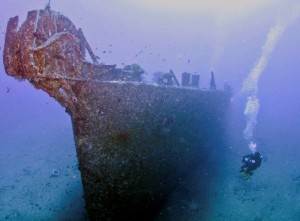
3, 6, 230, 221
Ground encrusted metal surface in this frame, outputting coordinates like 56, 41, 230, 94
3, 8, 230, 221
72, 81, 229, 220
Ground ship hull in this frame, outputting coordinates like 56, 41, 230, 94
71, 81, 229, 220
3, 8, 230, 220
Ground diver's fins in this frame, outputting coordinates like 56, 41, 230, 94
240, 171, 252, 180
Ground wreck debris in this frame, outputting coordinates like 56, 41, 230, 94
152, 69, 180, 86
45, 0, 51, 11
170, 69, 180, 86
78, 28, 100, 65
51, 169, 59, 177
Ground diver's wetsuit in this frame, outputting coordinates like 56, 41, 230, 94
240, 152, 262, 175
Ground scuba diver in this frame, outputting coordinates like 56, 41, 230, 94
240, 142, 262, 180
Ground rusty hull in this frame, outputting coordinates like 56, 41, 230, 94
3, 8, 230, 221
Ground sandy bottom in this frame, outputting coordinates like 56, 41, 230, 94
156, 135, 300, 221
2, 124, 300, 221
0, 125, 88, 221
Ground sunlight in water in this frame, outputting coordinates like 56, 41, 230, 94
128, 0, 270, 15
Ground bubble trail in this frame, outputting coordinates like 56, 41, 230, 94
241, 5, 300, 141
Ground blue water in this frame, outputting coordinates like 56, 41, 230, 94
0, 73, 87, 220
1, 0, 300, 220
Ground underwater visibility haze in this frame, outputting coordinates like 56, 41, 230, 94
1, 0, 300, 220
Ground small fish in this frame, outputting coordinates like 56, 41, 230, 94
108, 44, 112, 47
121, 63, 125, 65
103, 50, 106, 53
6, 87, 10, 93
135, 50, 143, 57
188, 59, 190, 63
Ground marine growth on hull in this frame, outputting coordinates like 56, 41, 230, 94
3, 6, 230, 221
